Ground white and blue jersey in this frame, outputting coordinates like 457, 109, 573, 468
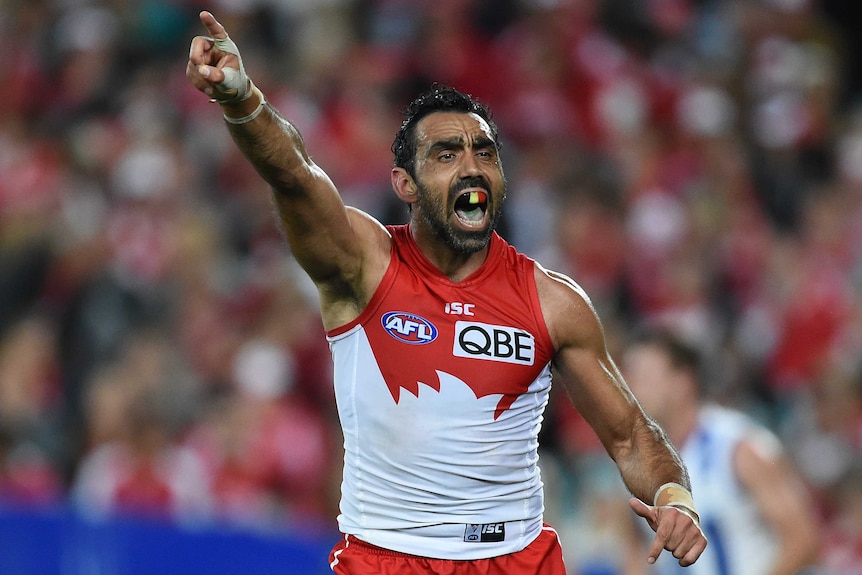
649, 405, 779, 575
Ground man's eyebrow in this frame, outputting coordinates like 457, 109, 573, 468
426, 137, 466, 154
472, 136, 497, 150
426, 135, 497, 155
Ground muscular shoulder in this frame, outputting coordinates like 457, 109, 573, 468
533, 263, 604, 353
347, 206, 392, 253
317, 208, 391, 328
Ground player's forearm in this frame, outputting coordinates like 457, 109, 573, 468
221, 90, 318, 196
615, 415, 691, 504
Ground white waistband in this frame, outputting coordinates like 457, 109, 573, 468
345, 517, 544, 560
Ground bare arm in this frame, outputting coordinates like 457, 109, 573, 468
536, 265, 706, 566
734, 434, 821, 575
186, 12, 389, 328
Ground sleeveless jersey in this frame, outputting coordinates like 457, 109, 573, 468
650, 405, 779, 575
326, 225, 556, 560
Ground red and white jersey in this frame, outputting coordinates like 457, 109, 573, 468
326, 225, 556, 560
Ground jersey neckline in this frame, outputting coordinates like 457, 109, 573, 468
394, 224, 506, 289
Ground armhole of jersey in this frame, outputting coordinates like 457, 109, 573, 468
525, 260, 555, 364
326, 243, 400, 340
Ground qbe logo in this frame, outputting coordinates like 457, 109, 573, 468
453, 321, 534, 365
381, 311, 438, 344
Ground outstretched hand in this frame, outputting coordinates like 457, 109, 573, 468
629, 497, 707, 567
186, 11, 249, 102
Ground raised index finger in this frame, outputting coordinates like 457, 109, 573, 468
199, 10, 228, 40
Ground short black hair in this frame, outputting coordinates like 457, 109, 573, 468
391, 84, 500, 178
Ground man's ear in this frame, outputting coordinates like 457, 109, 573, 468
391, 167, 418, 204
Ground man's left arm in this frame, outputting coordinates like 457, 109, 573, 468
536, 265, 707, 567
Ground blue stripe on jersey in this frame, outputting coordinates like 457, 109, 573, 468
703, 518, 730, 575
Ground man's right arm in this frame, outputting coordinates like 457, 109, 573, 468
186, 12, 390, 327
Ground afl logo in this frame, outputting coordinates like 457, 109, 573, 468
381, 311, 438, 344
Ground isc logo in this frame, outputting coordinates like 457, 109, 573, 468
453, 321, 534, 365
381, 311, 438, 344
445, 302, 475, 316
463, 522, 506, 543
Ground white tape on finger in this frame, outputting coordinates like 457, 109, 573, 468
211, 35, 250, 103
220, 68, 244, 93
213, 35, 240, 56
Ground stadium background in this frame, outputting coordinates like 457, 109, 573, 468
0, 0, 860, 573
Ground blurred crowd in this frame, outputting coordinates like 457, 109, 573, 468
0, 0, 861, 572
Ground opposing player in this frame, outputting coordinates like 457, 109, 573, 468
621, 328, 821, 575
186, 11, 707, 574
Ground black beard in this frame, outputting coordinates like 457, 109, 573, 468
414, 176, 505, 255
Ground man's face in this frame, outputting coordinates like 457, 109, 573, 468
410, 111, 506, 254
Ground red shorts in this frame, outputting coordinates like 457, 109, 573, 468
328, 524, 566, 574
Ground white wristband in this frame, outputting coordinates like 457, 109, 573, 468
654, 482, 700, 524
223, 85, 266, 125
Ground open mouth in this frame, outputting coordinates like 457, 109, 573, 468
454, 189, 488, 226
